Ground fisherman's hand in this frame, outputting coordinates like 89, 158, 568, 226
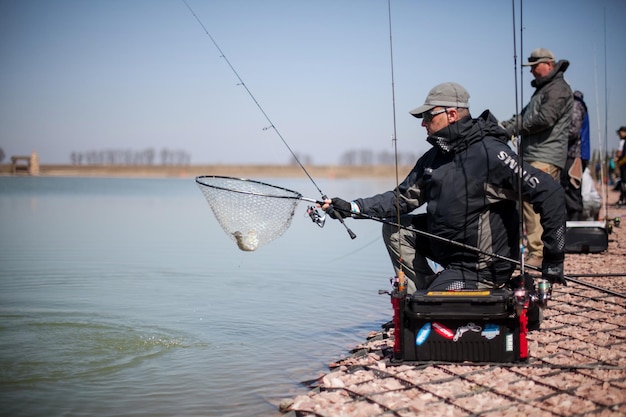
323, 197, 352, 219
542, 255, 566, 286
504, 123, 516, 139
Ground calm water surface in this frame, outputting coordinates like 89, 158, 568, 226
0, 176, 396, 417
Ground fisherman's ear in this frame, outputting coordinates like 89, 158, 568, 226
447, 108, 458, 123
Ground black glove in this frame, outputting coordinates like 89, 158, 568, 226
504, 123, 516, 139
542, 257, 566, 286
328, 197, 351, 220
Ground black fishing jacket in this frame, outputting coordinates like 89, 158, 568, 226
355, 110, 566, 273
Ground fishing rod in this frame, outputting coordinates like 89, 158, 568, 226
567, 273, 626, 278
182, 0, 355, 239
336, 209, 626, 299
602, 8, 611, 226
189, 4, 621, 303
195, 172, 626, 300
385, 0, 407, 360
592, 8, 616, 231
556, 276, 626, 299
386, 0, 406, 294
517, 0, 525, 139
594, 50, 609, 221
511, 0, 527, 275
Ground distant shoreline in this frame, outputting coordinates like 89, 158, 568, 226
0, 164, 413, 179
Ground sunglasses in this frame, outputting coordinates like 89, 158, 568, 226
422, 108, 447, 123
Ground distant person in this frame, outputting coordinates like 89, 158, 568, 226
616, 126, 626, 206
501, 47, 573, 267
321, 82, 566, 294
560, 90, 588, 220
581, 167, 602, 221
579, 94, 591, 170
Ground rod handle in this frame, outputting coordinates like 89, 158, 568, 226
321, 195, 356, 239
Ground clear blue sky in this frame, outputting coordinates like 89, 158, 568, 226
1, 0, 625, 165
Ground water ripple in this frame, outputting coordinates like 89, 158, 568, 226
0, 310, 194, 385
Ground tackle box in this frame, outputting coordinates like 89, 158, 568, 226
565, 221, 608, 254
399, 289, 527, 363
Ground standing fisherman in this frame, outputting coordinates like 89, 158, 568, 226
501, 48, 573, 267
616, 126, 626, 206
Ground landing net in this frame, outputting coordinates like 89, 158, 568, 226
195, 176, 303, 251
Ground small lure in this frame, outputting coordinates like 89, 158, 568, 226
415, 322, 431, 346
432, 322, 454, 340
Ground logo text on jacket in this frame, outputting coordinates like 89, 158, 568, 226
497, 150, 540, 188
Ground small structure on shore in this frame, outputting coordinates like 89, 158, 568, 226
11, 151, 39, 176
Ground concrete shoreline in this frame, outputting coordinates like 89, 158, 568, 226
278, 198, 626, 416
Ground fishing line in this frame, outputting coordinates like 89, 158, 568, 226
183, 0, 355, 239
182, 1, 317, 190
323, 235, 383, 265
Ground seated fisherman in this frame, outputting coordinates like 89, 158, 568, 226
321, 82, 567, 293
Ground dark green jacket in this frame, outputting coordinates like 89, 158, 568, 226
503, 60, 573, 169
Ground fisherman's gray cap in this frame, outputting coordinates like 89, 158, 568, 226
409, 82, 470, 118
522, 47, 556, 66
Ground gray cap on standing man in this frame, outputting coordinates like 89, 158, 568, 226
522, 48, 556, 66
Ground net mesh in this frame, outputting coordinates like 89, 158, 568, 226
195, 176, 303, 251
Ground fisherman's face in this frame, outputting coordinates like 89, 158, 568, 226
422, 107, 460, 136
422, 107, 455, 135
530, 61, 553, 79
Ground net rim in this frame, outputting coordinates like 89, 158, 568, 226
195, 175, 303, 200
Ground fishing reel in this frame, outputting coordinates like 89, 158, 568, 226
510, 273, 552, 316
379, 272, 408, 299
605, 216, 621, 234
514, 279, 551, 311
306, 199, 357, 239
306, 206, 326, 228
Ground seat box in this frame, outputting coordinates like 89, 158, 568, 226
400, 289, 527, 363
565, 221, 608, 254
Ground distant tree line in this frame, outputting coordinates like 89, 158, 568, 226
340, 149, 418, 166
289, 153, 313, 166
70, 148, 191, 166
289, 149, 419, 166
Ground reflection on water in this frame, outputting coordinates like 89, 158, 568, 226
0, 176, 396, 417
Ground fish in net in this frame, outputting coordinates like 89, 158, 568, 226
195, 176, 308, 251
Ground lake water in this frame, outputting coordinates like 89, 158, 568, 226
0, 175, 397, 417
